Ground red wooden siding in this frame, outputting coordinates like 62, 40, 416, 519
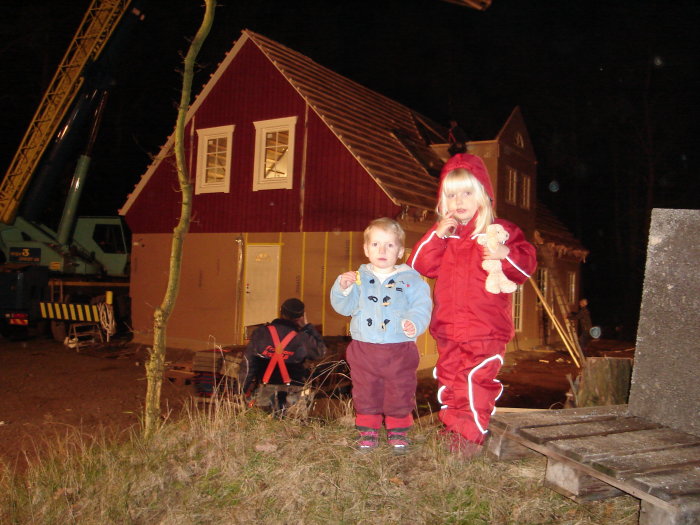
302, 110, 399, 232
125, 41, 397, 235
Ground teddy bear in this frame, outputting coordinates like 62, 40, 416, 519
476, 224, 518, 294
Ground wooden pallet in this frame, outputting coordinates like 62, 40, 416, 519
486, 405, 700, 525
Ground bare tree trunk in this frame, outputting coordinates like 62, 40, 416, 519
144, 0, 216, 438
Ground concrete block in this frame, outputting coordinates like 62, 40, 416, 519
629, 209, 700, 436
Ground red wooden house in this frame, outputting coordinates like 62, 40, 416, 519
120, 30, 586, 366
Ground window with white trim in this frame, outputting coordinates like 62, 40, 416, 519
512, 284, 523, 332
567, 271, 577, 305
506, 166, 518, 205
252, 116, 298, 191
515, 132, 525, 149
195, 125, 234, 194
520, 174, 532, 209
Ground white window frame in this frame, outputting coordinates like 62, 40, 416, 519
512, 284, 523, 332
195, 125, 235, 195
567, 271, 577, 305
520, 174, 531, 209
252, 116, 298, 191
506, 166, 518, 205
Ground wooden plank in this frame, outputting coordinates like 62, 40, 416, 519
490, 405, 629, 433
631, 465, 700, 501
486, 430, 539, 460
169, 361, 193, 372
521, 417, 661, 445
640, 497, 700, 525
547, 428, 700, 464
164, 369, 195, 386
544, 458, 625, 502
593, 445, 700, 478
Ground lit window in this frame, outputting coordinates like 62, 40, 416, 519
506, 166, 517, 205
512, 284, 523, 332
520, 174, 531, 209
515, 132, 525, 149
253, 116, 298, 191
195, 125, 235, 194
567, 271, 577, 305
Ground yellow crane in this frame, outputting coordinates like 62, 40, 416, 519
0, 0, 132, 225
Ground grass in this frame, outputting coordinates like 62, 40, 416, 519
0, 395, 640, 524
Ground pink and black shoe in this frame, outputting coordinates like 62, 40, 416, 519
387, 427, 411, 455
355, 426, 379, 452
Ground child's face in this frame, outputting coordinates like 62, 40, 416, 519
444, 188, 478, 223
364, 227, 404, 270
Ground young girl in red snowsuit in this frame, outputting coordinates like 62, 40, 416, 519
408, 153, 537, 457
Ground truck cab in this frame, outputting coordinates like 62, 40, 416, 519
0, 216, 129, 277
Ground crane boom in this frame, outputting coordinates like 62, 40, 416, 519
0, 0, 131, 225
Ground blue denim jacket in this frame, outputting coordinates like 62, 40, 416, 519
330, 264, 432, 344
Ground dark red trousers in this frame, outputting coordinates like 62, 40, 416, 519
346, 340, 419, 430
435, 338, 505, 444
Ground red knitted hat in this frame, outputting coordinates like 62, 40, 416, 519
439, 153, 494, 202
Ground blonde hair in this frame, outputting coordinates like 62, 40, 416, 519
363, 217, 405, 248
437, 168, 495, 235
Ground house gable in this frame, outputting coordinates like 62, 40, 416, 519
121, 36, 398, 234
496, 106, 536, 162
475, 107, 538, 234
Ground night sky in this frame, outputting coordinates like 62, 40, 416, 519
2, 0, 699, 337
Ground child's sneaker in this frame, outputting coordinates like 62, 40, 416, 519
387, 428, 410, 455
355, 427, 379, 452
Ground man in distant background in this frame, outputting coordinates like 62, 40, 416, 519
570, 298, 593, 350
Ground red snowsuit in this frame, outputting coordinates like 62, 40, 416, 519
408, 153, 537, 444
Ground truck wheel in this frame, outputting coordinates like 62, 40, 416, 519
51, 321, 68, 342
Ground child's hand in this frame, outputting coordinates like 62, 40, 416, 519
483, 243, 510, 260
339, 271, 358, 290
436, 212, 458, 238
402, 319, 417, 338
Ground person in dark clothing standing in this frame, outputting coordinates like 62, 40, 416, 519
570, 298, 593, 350
242, 298, 326, 415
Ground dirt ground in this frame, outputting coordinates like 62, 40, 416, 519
0, 337, 195, 473
0, 335, 634, 472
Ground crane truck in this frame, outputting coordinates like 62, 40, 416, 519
0, 0, 145, 341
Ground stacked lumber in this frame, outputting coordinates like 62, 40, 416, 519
164, 361, 195, 386
192, 347, 244, 398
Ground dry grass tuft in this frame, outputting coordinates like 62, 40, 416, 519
0, 396, 639, 524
